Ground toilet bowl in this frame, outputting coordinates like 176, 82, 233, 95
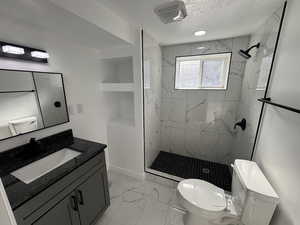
176, 160, 280, 225
177, 179, 239, 225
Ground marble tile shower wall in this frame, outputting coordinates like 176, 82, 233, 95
159, 36, 250, 165
232, 6, 284, 160
143, 32, 163, 167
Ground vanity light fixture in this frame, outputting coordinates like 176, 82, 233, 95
194, 30, 206, 36
0, 41, 48, 63
2, 45, 25, 55
31, 51, 50, 59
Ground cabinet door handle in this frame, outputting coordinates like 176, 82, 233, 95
77, 190, 84, 205
70, 196, 79, 211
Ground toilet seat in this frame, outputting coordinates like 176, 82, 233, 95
177, 179, 227, 213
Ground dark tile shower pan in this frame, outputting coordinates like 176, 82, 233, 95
150, 151, 232, 192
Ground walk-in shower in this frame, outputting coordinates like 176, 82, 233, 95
142, 2, 286, 191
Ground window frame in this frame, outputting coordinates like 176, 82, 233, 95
174, 52, 232, 91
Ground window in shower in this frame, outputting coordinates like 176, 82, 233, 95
174, 52, 231, 90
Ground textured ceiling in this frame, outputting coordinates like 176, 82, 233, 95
98, 0, 284, 45
184, 0, 239, 15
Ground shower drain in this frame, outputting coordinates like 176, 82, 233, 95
202, 168, 210, 174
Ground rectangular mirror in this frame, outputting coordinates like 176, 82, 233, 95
0, 69, 69, 140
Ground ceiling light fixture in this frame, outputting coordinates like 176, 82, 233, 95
2, 45, 25, 55
194, 30, 206, 36
31, 51, 50, 59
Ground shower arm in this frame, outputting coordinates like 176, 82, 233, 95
246, 43, 260, 53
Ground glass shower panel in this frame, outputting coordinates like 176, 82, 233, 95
142, 2, 287, 187
142, 31, 162, 169
232, 4, 286, 160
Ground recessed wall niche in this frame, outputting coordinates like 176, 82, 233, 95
99, 55, 135, 126
99, 56, 134, 92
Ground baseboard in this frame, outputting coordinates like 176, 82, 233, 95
108, 164, 145, 180
146, 168, 183, 182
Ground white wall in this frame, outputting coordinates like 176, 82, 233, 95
47, 0, 136, 45
254, 1, 300, 225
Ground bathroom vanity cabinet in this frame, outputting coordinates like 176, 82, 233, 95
12, 151, 109, 225
30, 169, 107, 225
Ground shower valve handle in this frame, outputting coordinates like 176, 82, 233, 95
234, 118, 246, 131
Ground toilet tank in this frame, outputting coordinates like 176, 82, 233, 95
232, 160, 279, 225
8, 117, 38, 136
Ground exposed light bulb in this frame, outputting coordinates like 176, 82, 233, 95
194, 30, 206, 36
31, 51, 49, 59
2, 45, 25, 55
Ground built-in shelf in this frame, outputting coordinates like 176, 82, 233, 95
99, 83, 134, 92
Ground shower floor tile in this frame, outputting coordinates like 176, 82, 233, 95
150, 151, 232, 192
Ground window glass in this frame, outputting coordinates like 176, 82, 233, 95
175, 53, 231, 90
202, 59, 225, 88
176, 60, 201, 89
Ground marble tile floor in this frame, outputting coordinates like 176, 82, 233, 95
96, 170, 186, 225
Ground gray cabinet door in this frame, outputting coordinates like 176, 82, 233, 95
77, 169, 108, 225
32, 194, 80, 225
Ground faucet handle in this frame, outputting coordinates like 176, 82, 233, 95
29, 137, 36, 144
234, 118, 246, 131
29, 138, 43, 151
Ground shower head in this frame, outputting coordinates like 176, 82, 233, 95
239, 49, 252, 59
239, 43, 261, 59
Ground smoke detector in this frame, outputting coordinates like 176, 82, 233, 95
154, 0, 187, 24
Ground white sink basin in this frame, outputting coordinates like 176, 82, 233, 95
11, 148, 81, 184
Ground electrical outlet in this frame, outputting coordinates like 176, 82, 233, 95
76, 104, 84, 114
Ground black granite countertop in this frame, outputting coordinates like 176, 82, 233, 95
0, 130, 107, 210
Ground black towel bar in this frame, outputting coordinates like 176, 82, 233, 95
0, 90, 35, 94
258, 98, 300, 114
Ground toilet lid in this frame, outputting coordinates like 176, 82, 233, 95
178, 179, 226, 212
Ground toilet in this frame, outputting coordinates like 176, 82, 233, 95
177, 159, 279, 225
